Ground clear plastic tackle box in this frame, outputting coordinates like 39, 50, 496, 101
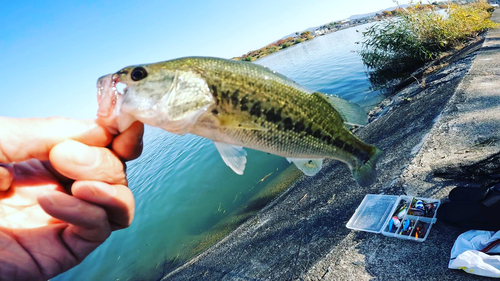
346, 194, 440, 242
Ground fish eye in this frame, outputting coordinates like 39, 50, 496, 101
131, 67, 148, 81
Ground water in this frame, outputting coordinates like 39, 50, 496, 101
256, 23, 382, 110
55, 22, 381, 281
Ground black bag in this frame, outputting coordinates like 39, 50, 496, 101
437, 183, 500, 231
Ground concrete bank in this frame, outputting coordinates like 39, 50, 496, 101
164, 11, 500, 281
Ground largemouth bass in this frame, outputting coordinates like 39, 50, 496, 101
97, 57, 383, 186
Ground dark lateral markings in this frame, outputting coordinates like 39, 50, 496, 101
240, 95, 249, 111
250, 102, 262, 117
210, 85, 220, 105
266, 108, 282, 123
231, 90, 240, 109
293, 121, 305, 133
283, 117, 293, 131
239, 101, 371, 163
306, 124, 313, 135
210, 85, 218, 97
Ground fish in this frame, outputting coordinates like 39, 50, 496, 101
96, 56, 383, 186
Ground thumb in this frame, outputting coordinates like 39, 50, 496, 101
0, 117, 113, 163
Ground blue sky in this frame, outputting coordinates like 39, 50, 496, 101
1, 0, 409, 119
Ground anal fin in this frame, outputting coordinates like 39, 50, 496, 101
287, 158, 323, 176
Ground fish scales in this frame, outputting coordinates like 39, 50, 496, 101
96, 56, 383, 186
178, 57, 372, 165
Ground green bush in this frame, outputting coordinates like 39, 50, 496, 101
265, 46, 279, 54
360, 0, 498, 72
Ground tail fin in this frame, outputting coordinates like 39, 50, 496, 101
351, 146, 384, 187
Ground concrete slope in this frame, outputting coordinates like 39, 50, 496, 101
164, 10, 500, 281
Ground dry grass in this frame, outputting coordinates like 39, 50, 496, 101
360, 0, 499, 72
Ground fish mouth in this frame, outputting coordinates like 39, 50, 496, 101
96, 73, 128, 134
97, 73, 123, 118
96, 73, 137, 134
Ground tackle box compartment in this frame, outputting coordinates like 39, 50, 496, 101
346, 194, 440, 242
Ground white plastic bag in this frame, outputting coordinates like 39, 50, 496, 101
449, 230, 500, 278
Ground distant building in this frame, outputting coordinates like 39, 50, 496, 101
314, 28, 329, 36
338, 19, 351, 28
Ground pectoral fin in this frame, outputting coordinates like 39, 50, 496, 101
287, 158, 323, 176
214, 142, 248, 175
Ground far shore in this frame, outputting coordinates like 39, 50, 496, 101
233, 2, 450, 62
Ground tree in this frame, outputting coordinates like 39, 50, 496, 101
382, 10, 392, 16
300, 31, 311, 38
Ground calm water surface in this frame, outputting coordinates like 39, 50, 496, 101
55, 23, 380, 281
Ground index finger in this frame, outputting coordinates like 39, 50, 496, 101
0, 117, 113, 163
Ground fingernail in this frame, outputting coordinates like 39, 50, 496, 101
43, 192, 80, 207
90, 183, 117, 197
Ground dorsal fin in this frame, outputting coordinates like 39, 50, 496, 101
313, 92, 367, 126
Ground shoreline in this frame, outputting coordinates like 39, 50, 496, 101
232, 20, 376, 62
233, 3, 451, 62
158, 18, 494, 279
163, 9, 500, 280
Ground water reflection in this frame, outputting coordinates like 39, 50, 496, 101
256, 22, 383, 110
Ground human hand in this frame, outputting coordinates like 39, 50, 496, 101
0, 117, 144, 281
